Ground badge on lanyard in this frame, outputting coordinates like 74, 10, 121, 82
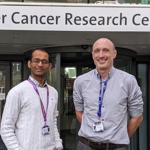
42, 125, 50, 135
93, 121, 104, 132
93, 76, 108, 133
28, 78, 50, 136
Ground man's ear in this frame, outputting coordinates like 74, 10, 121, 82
49, 63, 52, 70
113, 50, 117, 58
27, 60, 31, 69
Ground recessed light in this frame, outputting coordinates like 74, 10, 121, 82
12, 35, 19, 39
140, 46, 146, 49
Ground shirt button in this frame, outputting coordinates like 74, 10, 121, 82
102, 119, 104, 121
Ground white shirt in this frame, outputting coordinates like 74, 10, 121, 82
1, 77, 63, 150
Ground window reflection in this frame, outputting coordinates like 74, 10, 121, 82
0, 0, 21, 1
0, 0, 149, 5
46, 57, 56, 88
61, 67, 76, 150
24, 0, 87, 3
0, 70, 6, 101
11, 62, 22, 88
137, 64, 148, 150
47, 68, 56, 88
114, 59, 130, 72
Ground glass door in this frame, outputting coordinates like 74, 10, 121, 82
137, 63, 148, 150
0, 63, 10, 150
0, 69, 6, 119
0, 64, 10, 120
60, 67, 76, 150
60, 52, 95, 150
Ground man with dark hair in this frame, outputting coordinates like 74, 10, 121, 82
29, 48, 52, 63
1, 48, 63, 150
73, 38, 143, 150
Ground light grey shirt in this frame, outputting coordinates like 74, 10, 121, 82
1, 76, 63, 150
73, 67, 143, 144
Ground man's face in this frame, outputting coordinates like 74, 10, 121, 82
92, 38, 117, 72
28, 50, 52, 79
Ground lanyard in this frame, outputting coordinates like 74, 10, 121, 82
97, 76, 108, 117
28, 78, 49, 124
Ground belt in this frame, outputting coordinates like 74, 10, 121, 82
80, 137, 127, 150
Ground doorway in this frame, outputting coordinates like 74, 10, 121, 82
0, 61, 23, 150
0, 62, 10, 150
59, 52, 95, 150
0, 63, 10, 120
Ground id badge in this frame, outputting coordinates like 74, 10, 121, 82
42, 125, 50, 135
93, 122, 104, 132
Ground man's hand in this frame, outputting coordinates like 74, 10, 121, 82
127, 114, 143, 138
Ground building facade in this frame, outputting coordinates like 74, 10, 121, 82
0, 1, 150, 150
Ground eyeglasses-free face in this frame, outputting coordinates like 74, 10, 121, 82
31, 58, 50, 65
92, 38, 117, 73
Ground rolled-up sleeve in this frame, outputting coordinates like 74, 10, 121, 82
73, 77, 84, 111
127, 76, 143, 118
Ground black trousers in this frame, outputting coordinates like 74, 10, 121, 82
77, 141, 127, 150
0, 136, 7, 150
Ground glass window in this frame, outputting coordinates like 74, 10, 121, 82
0, 0, 22, 2
125, 0, 141, 3
64, 67, 76, 115
91, 0, 149, 4
137, 64, 148, 150
141, 0, 150, 4
82, 67, 92, 74
47, 68, 56, 87
91, 0, 117, 3
114, 58, 130, 72
11, 62, 22, 88
46, 56, 56, 88
0, 66, 8, 150
60, 67, 76, 150
0, 70, 6, 101
24, 0, 87, 3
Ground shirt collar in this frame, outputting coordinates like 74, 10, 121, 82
29, 76, 47, 87
95, 66, 116, 79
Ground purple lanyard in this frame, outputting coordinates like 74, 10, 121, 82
28, 78, 49, 124
97, 76, 108, 117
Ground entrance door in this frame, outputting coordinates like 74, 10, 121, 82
60, 67, 76, 150
59, 52, 95, 150
0, 62, 10, 150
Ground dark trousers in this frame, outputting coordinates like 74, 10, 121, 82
77, 141, 127, 150
0, 136, 7, 150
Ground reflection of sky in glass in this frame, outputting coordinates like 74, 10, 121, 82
65, 67, 76, 78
